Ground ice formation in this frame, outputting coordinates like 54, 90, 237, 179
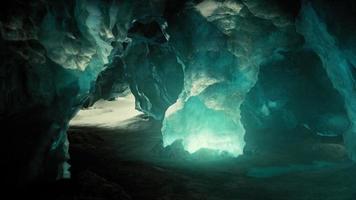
162, 0, 300, 156
297, 3, 356, 160
0, 0, 355, 184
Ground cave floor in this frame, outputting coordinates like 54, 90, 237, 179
33, 115, 356, 200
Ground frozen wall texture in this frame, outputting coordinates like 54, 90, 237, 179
0, 0, 355, 185
161, 0, 302, 156
296, 1, 356, 160
0, 0, 134, 184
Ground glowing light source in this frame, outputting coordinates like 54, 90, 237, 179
162, 96, 245, 157
183, 130, 244, 156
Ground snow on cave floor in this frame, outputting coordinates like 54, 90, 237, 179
69, 94, 142, 128
33, 102, 356, 200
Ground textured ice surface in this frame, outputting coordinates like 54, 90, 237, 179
1, 0, 356, 184
297, 3, 356, 161
0, 0, 135, 181
161, 1, 300, 156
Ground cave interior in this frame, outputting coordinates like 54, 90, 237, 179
0, 0, 356, 199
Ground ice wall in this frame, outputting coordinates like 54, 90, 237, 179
0, 0, 135, 183
0, 0, 183, 183
1, 0, 355, 185
297, 3, 356, 160
161, 0, 302, 156
123, 20, 184, 119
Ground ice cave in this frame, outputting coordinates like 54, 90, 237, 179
0, 0, 355, 199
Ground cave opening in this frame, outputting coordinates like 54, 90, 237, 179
70, 93, 142, 128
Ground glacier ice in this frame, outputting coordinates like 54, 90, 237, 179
241, 48, 349, 144
297, 3, 356, 161
0, 0, 135, 182
161, 1, 301, 156
123, 31, 184, 119
1, 0, 356, 185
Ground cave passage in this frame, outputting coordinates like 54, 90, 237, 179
1, 0, 356, 199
